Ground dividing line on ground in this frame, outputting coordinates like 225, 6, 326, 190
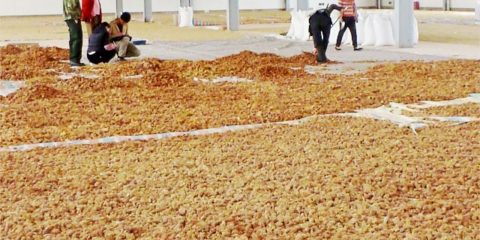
1, 94, 479, 152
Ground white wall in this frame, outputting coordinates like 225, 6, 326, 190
418, 0, 443, 9
0, 0, 62, 16
451, 0, 476, 9
0, 0, 284, 16
288, 0, 378, 9
190, 0, 284, 11
0, 0, 476, 16
0, 0, 181, 16
417, 0, 477, 9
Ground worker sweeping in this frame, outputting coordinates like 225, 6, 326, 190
308, 4, 343, 63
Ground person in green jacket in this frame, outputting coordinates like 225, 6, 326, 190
63, 0, 85, 66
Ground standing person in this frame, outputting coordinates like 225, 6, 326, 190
110, 12, 141, 60
309, 4, 343, 63
82, 0, 102, 36
63, 0, 85, 66
335, 0, 363, 51
87, 22, 117, 64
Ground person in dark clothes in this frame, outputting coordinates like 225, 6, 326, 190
335, 0, 363, 51
309, 4, 343, 63
87, 22, 116, 64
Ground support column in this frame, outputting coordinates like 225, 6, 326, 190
180, 0, 191, 7
394, 0, 414, 48
377, 0, 382, 9
443, 0, 451, 11
227, 0, 239, 31
286, 0, 291, 10
476, 0, 480, 24
297, 0, 309, 10
144, 0, 153, 22
116, 0, 123, 17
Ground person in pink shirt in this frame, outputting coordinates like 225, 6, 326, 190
335, 0, 362, 51
81, 0, 102, 36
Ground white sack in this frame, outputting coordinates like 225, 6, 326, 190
329, 11, 341, 44
298, 10, 311, 41
178, 7, 193, 27
363, 14, 376, 46
356, 12, 366, 45
286, 11, 296, 38
373, 13, 395, 46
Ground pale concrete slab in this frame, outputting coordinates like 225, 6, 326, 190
1, 35, 478, 65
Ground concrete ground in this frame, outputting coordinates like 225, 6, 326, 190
0, 10, 478, 69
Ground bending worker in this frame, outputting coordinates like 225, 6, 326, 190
109, 12, 141, 60
87, 22, 117, 64
308, 4, 343, 63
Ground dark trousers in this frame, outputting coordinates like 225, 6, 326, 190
310, 26, 330, 63
65, 19, 83, 63
336, 16, 358, 48
87, 50, 116, 64
309, 11, 331, 63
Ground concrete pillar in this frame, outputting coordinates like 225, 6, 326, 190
116, 0, 123, 17
144, 0, 153, 22
476, 0, 480, 24
297, 0, 309, 10
287, 0, 297, 11
180, 0, 191, 7
227, 0, 239, 31
377, 0, 382, 9
394, 0, 414, 48
443, 0, 451, 11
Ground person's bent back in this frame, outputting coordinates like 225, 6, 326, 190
87, 22, 116, 64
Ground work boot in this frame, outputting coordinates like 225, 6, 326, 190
316, 48, 327, 63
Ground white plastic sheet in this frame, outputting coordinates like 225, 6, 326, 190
342, 93, 480, 133
0, 80, 24, 97
193, 76, 254, 84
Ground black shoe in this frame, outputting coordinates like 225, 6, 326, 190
354, 47, 363, 51
70, 61, 85, 67
118, 57, 126, 61
335, 46, 341, 51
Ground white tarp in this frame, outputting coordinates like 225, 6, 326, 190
193, 76, 254, 84
342, 93, 480, 133
0, 80, 24, 97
